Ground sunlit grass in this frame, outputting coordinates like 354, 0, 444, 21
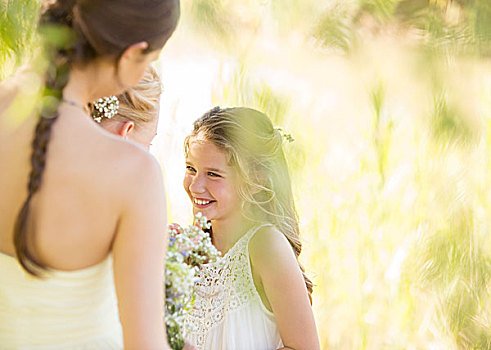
159, 2, 491, 348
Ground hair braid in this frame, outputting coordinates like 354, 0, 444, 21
13, 1, 73, 276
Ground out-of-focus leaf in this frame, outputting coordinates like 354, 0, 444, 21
0, 0, 40, 79
188, 0, 235, 47
431, 90, 475, 144
39, 24, 76, 50
394, 0, 429, 20
359, 0, 400, 22
313, 4, 356, 53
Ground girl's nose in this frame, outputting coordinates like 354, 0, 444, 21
189, 174, 205, 194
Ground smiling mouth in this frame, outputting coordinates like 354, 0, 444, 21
193, 198, 216, 207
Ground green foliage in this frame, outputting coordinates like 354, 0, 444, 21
431, 90, 475, 144
212, 64, 306, 173
407, 210, 491, 348
38, 23, 76, 50
270, 0, 317, 33
187, 0, 236, 50
310, 0, 491, 56
0, 0, 39, 79
213, 64, 290, 126
360, 0, 400, 22
313, 4, 356, 54
370, 82, 393, 186
187, 2, 491, 348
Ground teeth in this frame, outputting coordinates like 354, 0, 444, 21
194, 198, 211, 205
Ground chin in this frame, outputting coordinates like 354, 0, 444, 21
193, 208, 213, 220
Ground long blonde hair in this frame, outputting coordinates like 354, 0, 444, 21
185, 106, 313, 302
99, 66, 162, 129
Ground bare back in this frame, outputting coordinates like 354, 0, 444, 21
0, 70, 170, 347
0, 80, 158, 271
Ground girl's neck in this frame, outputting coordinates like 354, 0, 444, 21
210, 215, 255, 255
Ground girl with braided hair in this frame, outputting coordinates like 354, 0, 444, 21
182, 107, 320, 349
0, 1, 179, 349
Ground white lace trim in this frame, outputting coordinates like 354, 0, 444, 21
184, 224, 272, 348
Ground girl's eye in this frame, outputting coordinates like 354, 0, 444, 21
186, 165, 196, 173
208, 172, 221, 178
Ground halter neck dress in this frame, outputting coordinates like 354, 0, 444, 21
0, 252, 123, 349
184, 224, 283, 350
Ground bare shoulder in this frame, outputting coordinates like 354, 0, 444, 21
249, 225, 297, 273
60, 122, 164, 208
0, 67, 39, 117
112, 139, 161, 181
98, 136, 164, 199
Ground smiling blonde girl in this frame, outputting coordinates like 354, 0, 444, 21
182, 107, 320, 350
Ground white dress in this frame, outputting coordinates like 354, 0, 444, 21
185, 224, 283, 350
0, 252, 123, 349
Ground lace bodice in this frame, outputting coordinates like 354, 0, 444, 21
185, 224, 282, 350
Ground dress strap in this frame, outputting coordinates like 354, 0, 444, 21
243, 223, 274, 246
225, 224, 273, 259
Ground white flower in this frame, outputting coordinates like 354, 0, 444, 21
164, 213, 221, 349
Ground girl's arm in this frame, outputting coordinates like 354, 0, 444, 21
249, 226, 320, 350
112, 152, 170, 350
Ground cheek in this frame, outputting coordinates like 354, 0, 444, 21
119, 60, 149, 89
230, 189, 242, 207
214, 182, 240, 205
183, 175, 191, 194
129, 65, 148, 87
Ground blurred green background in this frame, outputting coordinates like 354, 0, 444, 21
2, 0, 491, 349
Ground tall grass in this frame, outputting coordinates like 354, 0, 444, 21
176, 1, 491, 348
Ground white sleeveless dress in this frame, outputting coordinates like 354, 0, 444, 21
0, 252, 123, 349
184, 224, 283, 350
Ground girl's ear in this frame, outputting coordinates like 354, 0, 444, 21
118, 121, 135, 139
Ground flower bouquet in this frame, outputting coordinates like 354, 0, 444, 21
165, 213, 221, 350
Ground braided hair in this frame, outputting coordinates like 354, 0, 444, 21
14, 0, 180, 276
14, 1, 75, 275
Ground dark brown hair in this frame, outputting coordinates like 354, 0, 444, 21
185, 107, 314, 303
14, 0, 180, 275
